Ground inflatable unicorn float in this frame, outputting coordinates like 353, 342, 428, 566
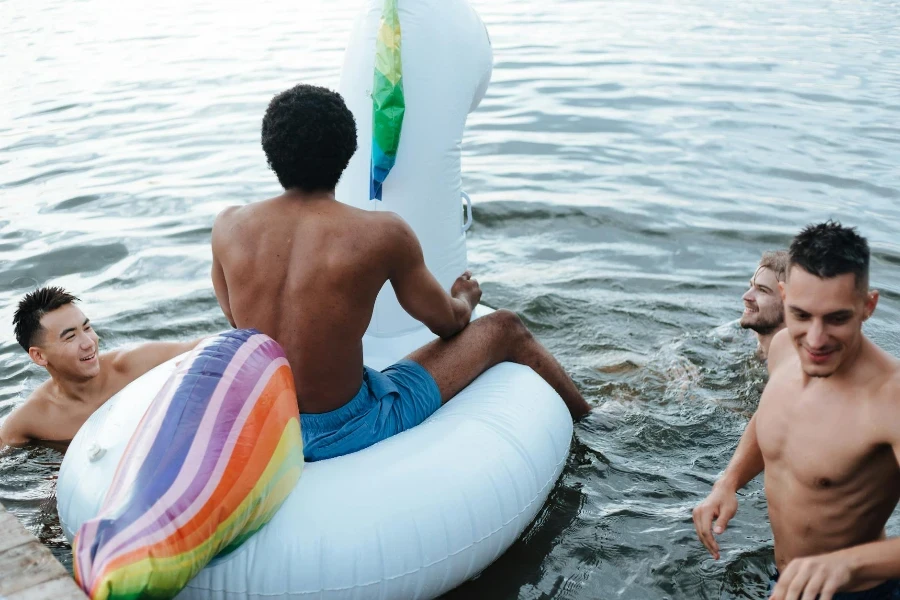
57, 1, 574, 598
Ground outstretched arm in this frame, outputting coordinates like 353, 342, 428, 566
692, 414, 764, 559
386, 214, 480, 339
693, 332, 787, 558
112, 338, 205, 381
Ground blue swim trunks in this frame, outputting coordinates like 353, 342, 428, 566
300, 359, 442, 462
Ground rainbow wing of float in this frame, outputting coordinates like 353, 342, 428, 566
370, 0, 405, 200
73, 329, 303, 600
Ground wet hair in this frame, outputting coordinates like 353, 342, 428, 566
13, 286, 80, 352
789, 221, 869, 291
759, 250, 789, 283
261, 84, 358, 192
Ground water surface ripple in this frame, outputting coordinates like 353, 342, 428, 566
2, 0, 899, 597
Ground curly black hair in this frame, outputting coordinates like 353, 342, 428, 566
13, 286, 80, 351
789, 220, 869, 291
261, 84, 358, 192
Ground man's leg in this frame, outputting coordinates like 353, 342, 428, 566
405, 309, 591, 419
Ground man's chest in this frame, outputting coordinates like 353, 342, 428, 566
756, 382, 884, 489
32, 404, 94, 442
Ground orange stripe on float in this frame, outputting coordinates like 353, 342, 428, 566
99, 366, 298, 570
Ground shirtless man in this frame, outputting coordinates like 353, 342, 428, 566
211, 84, 590, 462
693, 222, 900, 600
740, 250, 789, 360
0, 287, 203, 452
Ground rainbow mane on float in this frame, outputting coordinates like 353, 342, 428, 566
370, 0, 405, 200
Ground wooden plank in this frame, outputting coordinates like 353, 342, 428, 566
0, 541, 69, 595
0, 508, 34, 554
0, 504, 87, 599
5, 576, 87, 600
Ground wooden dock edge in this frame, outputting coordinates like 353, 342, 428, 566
0, 502, 87, 600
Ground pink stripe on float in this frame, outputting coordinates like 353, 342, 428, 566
86, 336, 274, 574
97, 357, 291, 568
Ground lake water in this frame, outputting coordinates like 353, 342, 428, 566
2, 0, 900, 597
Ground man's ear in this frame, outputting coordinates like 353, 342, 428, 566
864, 289, 879, 321
778, 281, 786, 302
28, 346, 48, 367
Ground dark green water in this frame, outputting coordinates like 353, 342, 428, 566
2, 0, 900, 597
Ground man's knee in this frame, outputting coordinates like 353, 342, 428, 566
489, 309, 532, 344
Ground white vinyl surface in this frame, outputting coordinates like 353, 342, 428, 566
58, 314, 573, 599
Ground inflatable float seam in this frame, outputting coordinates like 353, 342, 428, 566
184, 449, 568, 596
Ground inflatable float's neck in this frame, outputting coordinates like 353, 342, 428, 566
335, 0, 493, 337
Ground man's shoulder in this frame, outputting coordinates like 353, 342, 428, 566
339, 209, 415, 256
212, 205, 245, 236
859, 337, 900, 391
866, 366, 900, 445
347, 207, 406, 229
765, 329, 793, 375
104, 348, 132, 374
873, 361, 900, 402
367, 210, 416, 242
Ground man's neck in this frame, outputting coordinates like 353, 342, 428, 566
279, 188, 336, 203
46, 366, 107, 405
756, 326, 785, 361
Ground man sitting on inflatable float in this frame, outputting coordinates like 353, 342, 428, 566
210, 83, 590, 462
60, 1, 593, 598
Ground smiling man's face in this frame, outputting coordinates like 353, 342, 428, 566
30, 303, 101, 380
783, 266, 876, 378
740, 266, 784, 335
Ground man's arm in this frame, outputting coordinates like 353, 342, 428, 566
692, 414, 764, 559
693, 330, 788, 558
211, 208, 237, 328
0, 408, 32, 449
111, 339, 205, 381
769, 539, 900, 600
386, 214, 479, 339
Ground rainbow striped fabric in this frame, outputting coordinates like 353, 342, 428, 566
370, 0, 405, 200
73, 329, 303, 600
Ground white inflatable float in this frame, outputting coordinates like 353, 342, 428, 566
57, 0, 574, 598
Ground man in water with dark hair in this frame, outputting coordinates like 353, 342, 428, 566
741, 250, 789, 360
693, 221, 900, 599
0, 287, 203, 452
211, 84, 590, 462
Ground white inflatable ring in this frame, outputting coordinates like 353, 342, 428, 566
57, 0, 575, 597
58, 309, 574, 599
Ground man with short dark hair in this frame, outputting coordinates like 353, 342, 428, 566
741, 250, 789, 359
693, 221, 900, 600
0, 287, 203, 452
211, 84, 590, 462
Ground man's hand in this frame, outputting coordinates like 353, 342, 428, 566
769, 552, 853, 600
451, 271, 481, 311
692, 482, 739, 560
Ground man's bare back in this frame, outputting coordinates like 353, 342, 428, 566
212, 194, 454, 413
757, 331, 900, 584
219, 84, 588, 461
